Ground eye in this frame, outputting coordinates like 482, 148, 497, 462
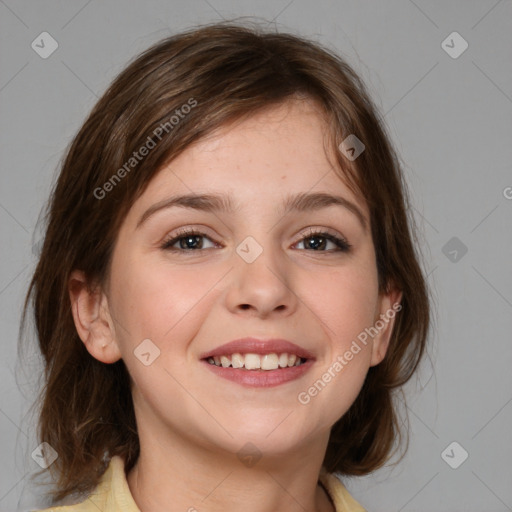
160, 228, 218, 251
160, 227, 351, 253
294, 229, 351, 252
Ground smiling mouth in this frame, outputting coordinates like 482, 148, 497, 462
204, 353, 307, 370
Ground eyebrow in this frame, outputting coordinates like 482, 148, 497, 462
136, 192, 367, 232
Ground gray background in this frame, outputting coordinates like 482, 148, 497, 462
1, 1, 511, 511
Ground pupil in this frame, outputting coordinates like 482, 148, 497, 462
180, 235, 202, 249
308, 236, 325, 250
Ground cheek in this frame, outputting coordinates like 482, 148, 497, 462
109, 259, 220, 413
293, 262, 377, 417
110, 257, 221, 351
302, 261, 379, 352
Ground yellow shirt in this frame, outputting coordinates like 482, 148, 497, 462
35, 455, 366, 512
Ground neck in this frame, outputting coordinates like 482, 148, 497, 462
126, 417, 335, 512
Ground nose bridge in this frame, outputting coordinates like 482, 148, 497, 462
226, 233, 297, 316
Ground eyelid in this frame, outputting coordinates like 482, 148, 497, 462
160, 226, 221, 250
296, 226, 347, 242
294, 226, 350, 248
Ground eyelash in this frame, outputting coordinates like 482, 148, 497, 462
160, 227, 352, 253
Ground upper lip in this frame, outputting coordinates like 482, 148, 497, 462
199, 338, 316, 360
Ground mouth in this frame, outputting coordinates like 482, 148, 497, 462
204, 352, 307, 370
199, 338, 315, 388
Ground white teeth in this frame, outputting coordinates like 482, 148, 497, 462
231, 353, 244, 368
206, 352, 305, 370
287, 354, 297, 367
261, 353, 279, 370
244, 353, 261, 370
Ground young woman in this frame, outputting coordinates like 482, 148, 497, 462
22, 21, 430, 512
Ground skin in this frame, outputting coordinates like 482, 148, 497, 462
69, 98, 402, 512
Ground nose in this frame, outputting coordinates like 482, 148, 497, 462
224, 240, 299, 319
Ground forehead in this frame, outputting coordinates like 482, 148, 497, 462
134, 99, 368, 220
187, 98, 332, 168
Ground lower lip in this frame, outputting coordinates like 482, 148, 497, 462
201, 359, 314, 388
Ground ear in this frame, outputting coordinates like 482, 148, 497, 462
68, 270, 122, 364
369, 285, 403, 367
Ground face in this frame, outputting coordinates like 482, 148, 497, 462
72, 98, 401, 461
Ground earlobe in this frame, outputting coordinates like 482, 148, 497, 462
370, 286, 403, 367
68, 270, 122, 364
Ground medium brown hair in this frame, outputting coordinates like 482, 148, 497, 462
20, 20, 430, 503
